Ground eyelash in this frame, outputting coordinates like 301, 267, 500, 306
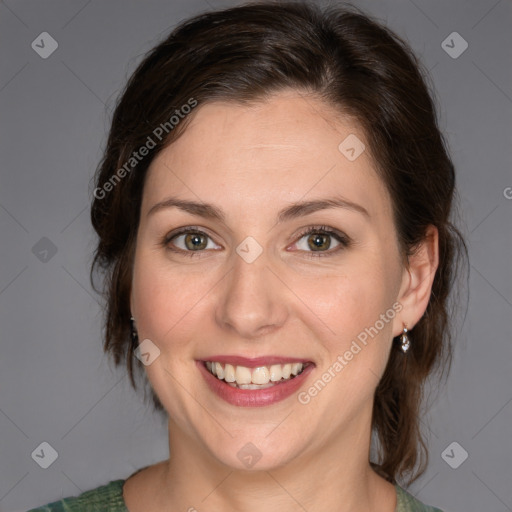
161, 225, 351, 259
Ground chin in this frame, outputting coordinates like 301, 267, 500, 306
204, 433, 305, 473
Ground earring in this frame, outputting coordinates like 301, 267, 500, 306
400, 325, 410, 353
130, 316, 139, 344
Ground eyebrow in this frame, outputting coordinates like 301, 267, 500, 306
147, 195, 369, 222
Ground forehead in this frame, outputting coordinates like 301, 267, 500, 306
142, 91, 391, 220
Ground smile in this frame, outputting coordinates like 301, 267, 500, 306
205, 361, 307, 389
197, 357, 315, 407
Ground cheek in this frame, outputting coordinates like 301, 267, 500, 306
294, 269, 397, 417
130, 249, 209, 352
291, 258, 400, 403
291, 260, 396, 341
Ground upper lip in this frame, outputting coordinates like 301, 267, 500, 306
199, 355, 314, 368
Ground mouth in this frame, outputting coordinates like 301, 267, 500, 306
197, 357, 315, 407
204, 360, 310, 389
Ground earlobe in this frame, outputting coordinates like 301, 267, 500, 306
394, 225, 439, 335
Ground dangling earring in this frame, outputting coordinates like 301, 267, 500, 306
130, 316, 139, 344
400, 325, 410, 353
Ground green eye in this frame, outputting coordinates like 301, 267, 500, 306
306, 232, 334, 251
163, 225, 351, 259
182, 232, 208, 250
164, 227, 220, 256
293, 226, 351, 257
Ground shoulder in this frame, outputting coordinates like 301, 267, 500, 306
26, 479, 127, 512
395, 484, 445, 512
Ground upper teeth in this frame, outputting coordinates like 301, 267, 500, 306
206, 361, 305, 387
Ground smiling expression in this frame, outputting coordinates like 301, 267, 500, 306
129, 89, 408, 470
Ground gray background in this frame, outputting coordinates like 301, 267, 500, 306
1, 0, 511, 511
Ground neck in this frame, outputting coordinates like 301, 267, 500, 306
156, 408, 396, 512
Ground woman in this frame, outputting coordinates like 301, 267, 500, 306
29, 1, 467, 511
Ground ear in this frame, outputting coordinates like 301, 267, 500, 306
393, 225, 439, 337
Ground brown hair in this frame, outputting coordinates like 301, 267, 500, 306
90, 1, 468, 486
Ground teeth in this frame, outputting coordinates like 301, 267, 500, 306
238, 382, 275, 390
252, 366, 270, 384
206, 361, 305, 387
235, 365, 252, 385
291, 363, 302, 376
224, 363, 236, 382
269, 365, 282, 382
214, 362, 225, 380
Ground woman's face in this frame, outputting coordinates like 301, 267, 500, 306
131, 90, 408, 470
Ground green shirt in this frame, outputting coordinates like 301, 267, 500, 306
27, 479, 445, 511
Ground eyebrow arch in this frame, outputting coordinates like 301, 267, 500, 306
147, 195, 369, 222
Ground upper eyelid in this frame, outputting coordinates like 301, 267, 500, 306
166, 226, 219, 242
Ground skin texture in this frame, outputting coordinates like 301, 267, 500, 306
124, 90, 439, 512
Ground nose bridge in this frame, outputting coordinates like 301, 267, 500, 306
215, 242, 287, 338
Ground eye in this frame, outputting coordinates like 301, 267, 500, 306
291, 225, 351, 257
163, 227, 221, 256
162, 225, 351, 259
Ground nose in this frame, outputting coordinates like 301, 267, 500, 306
215, 247, 288, 339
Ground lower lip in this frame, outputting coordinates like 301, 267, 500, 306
197, 361, 314, 407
